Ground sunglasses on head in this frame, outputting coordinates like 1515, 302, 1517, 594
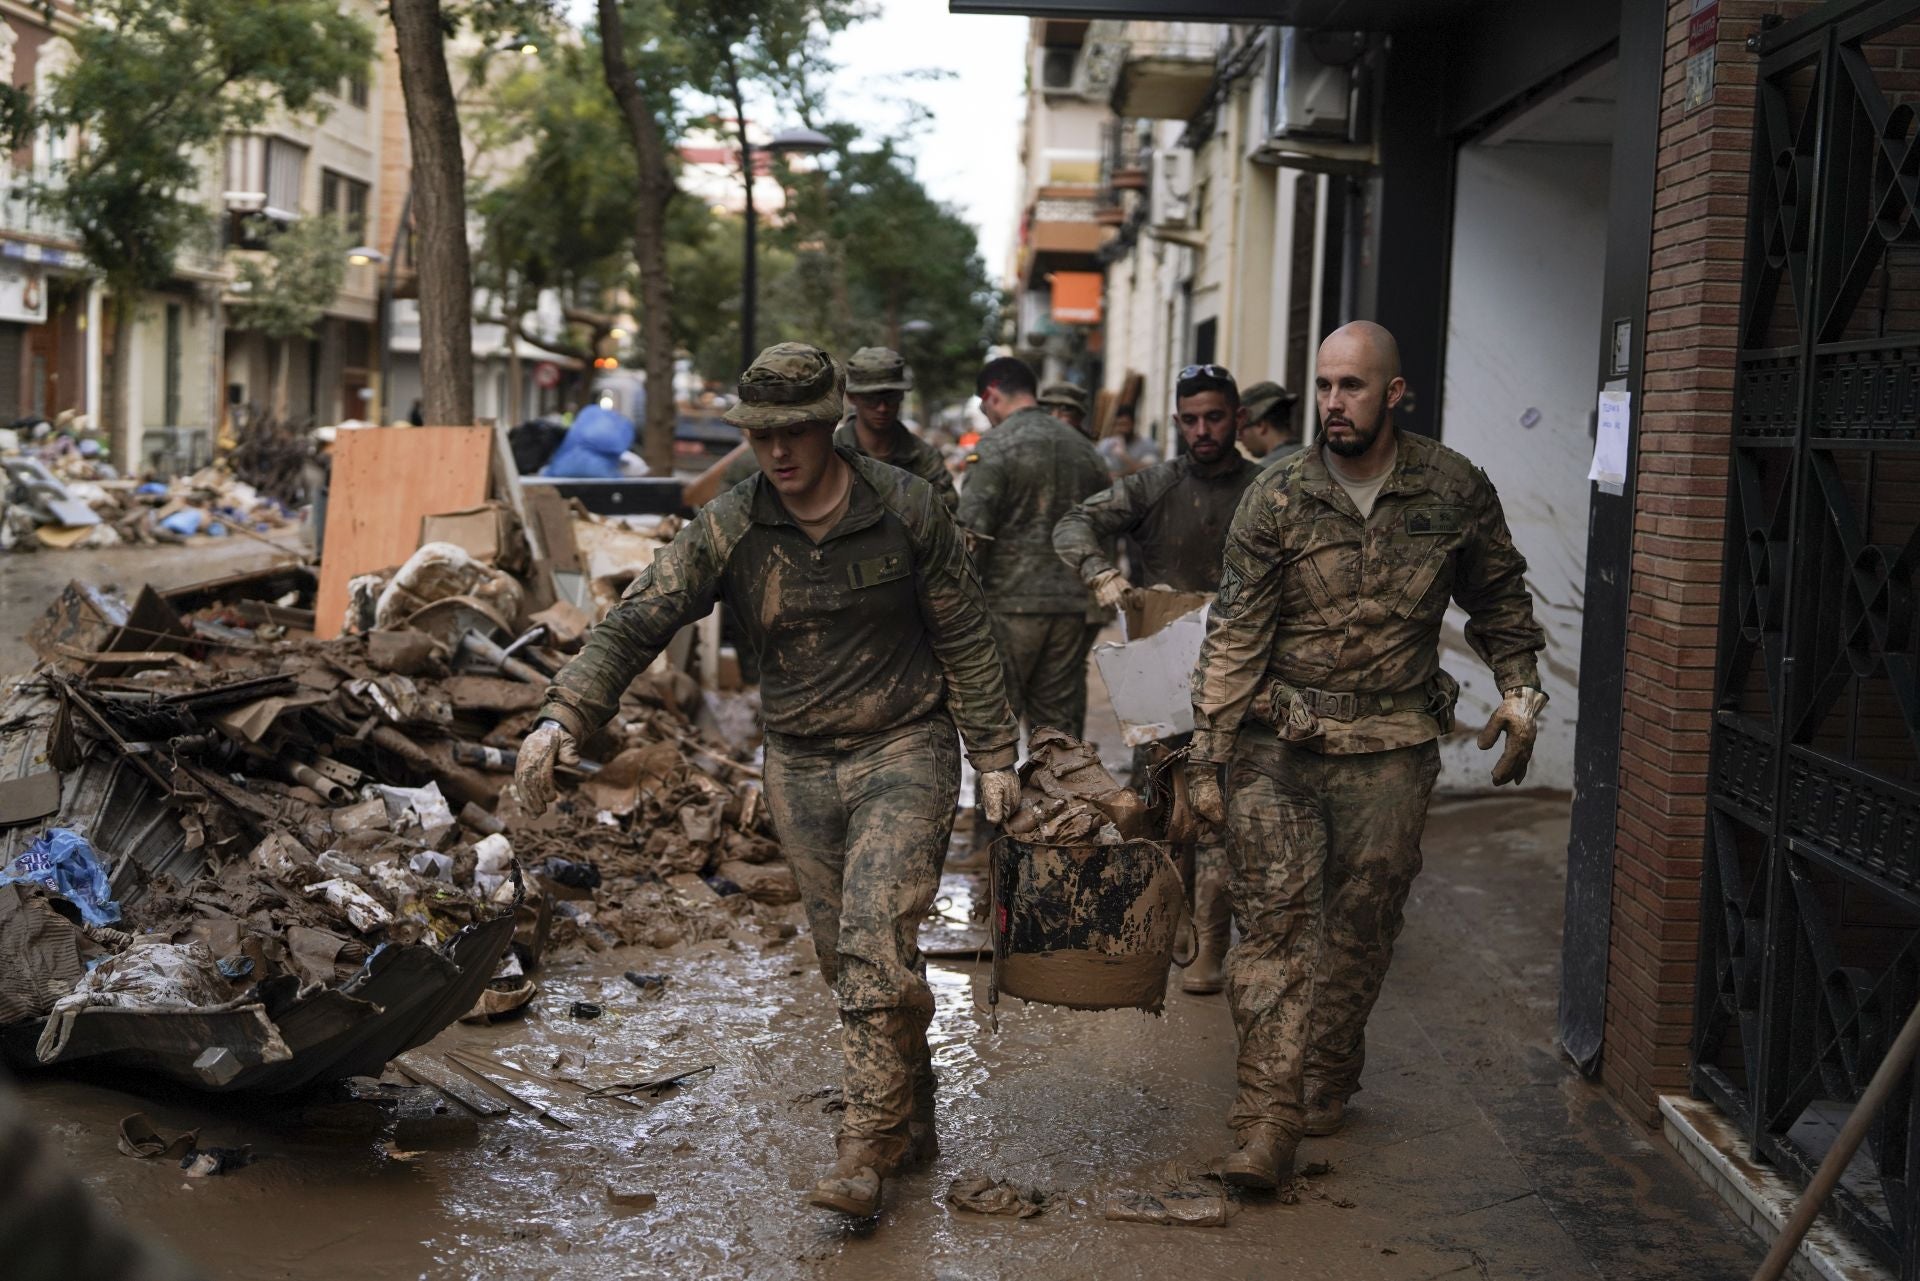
1178, 363, 1233, 382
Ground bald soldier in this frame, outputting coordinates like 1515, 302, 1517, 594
1187, 322, 1547, 1189
518, 343, 1021, 1220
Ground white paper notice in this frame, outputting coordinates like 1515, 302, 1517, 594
1589, 390, 1631, 494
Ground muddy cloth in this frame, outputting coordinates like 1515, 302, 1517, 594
991, 614, 1102, 738
957, 406, 1110, 616
765, 714, 960, 1158
1191, 433, 1544, 761
1223, 731, 1439, 1141
542, 449, 1016, 772
1, 1071, 205, 1281
833, 419, 957, 513
1053, 453, 1260, 593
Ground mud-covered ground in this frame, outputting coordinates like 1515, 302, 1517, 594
13, 792, 1762, 1281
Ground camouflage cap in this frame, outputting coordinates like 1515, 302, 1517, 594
1037, 382, 1089, 416
724, 342, 844, 429
1241, 379, 1297, 424
845, 346, 913, 394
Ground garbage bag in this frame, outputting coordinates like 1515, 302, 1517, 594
0, 828, 121, 927
541, 404, 634, 479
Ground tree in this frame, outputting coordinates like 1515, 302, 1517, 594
28, 0, 372, 466
595, 0, 865, 470
229, 215, 353, 420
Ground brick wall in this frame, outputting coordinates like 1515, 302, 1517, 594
1603, 0, 1817, 1123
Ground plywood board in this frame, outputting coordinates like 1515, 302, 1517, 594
314, 427, 494, 635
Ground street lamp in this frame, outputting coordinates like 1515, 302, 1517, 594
739, 124, 834, 374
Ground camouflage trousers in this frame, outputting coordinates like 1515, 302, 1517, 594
1222, 730, 1440, 1140
764, 713, 961, 1156
992, 614, 1102, 738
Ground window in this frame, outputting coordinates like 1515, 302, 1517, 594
264, 138, 307, 216
343, 72, 369, 110
322, 169, 371, 240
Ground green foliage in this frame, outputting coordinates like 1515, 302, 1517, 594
229, 215, 353, 342
31, 0, 375, 299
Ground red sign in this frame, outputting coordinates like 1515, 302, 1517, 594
1688, 0, 1719, 56
533, 361, 561, 390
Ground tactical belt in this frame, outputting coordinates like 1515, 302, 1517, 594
1255, 680, 1432, 725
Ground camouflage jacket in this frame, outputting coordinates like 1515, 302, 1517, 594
1053, 453, 1260, 594
957, 406, 1111, 615
833, 419, 957, 512
541, 450, 1018, 770
1191, 431, 1544, 761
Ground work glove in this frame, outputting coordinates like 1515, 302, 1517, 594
979, 769, 1021, 824
1089, 569, 1132, 611
1476, 687, 1548, 786
513, 720, 579, 817
1186, 760, 1226, 826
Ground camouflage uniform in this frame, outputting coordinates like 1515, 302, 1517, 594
1054, 452, 1261, 978
958, 405, 1111, 736
1242, 381, 1302, 471
543, 358, 1017, 1165
1190, 430, 1543, 1141
832, 419, 956, 512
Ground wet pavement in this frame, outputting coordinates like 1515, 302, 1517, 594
12, 789, 1764, 1280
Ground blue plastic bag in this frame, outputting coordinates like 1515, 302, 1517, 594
158, 509, 204, 537
1, 828, 121, 927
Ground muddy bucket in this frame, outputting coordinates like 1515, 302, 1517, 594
989, 837, 1192, 1014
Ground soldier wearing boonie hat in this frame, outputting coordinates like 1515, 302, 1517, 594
1239, 379, 1302, 467
519, 342, 1021, 1223
1037, 381, 1092, 437
837, 346, 956, 510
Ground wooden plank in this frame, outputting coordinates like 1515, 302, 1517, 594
392, 1050, 511, 1117
313, 427, 493, 636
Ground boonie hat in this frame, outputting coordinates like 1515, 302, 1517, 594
1037, 382, 1089, 416
724, 342, 844, 429
1241, 379, 1297, 424
844, 346, 913, 395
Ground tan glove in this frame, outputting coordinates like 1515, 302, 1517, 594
1476, 687, 1547, 786
979, 769, 1021, 824
1089, 569, 1131, 610
1186, 760, 1225, 825
513, 720, 579, 816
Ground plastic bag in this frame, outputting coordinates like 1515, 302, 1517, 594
1, 828, 121, 927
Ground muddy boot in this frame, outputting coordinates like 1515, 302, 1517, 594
1304, 1095, 1347, 1137
1218, 1126, 1296, 1191
805, 1137, 893, 1217
1180, 876, 1231, 995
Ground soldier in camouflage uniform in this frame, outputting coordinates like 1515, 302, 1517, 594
1186, 322, 1547, 1190
684, 349, 956, 510
1038, 381, 1092, 438
1240, 380, 1302, 468
1054, 363, 1261, 996
516, 344, 1022, 1221
838, 346, 958, 511
959, 357, 1112, 738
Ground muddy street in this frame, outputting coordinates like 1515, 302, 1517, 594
16, 781, 1761, 1280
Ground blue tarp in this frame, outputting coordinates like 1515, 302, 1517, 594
541, 404, 635, 479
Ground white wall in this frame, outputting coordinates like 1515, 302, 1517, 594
1436, 141, 1611, 794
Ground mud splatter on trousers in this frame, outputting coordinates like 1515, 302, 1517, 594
763, 713, 961, 1157
1222, 729, 1439, 1140
991, 615, 1102, 739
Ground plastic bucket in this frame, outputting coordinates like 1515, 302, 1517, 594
989, 836, 1191, 1014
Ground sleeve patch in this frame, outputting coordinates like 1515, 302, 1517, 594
848, 552, 911, 590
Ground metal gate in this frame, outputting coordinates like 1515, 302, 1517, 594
1697, 2, 1920, 1272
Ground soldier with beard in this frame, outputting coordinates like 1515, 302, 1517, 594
1187, 322, 1547, 1188
1053, 364, 1262, 995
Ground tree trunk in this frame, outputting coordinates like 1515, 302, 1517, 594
107, 292, 133, 472
725, 50, 755, 376
272, 338, 291, 420
391, 0, 474, 427
598, 0, 677, 474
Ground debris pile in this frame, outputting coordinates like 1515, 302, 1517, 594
0, 495, 787, 1089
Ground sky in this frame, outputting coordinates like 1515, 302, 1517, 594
562, 0, 1030, 278
818, 1, 1028, 277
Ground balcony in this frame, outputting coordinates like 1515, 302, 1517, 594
1111, 26, 1220, 120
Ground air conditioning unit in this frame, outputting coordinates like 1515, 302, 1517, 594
1149, 148, 1192, 229
1263, 27, 1358, 142
1040, 47, 1077, 93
